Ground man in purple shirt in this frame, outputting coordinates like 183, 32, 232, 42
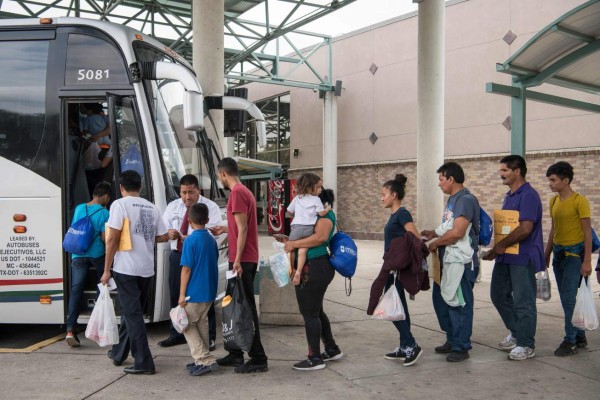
484, 155, 545, 361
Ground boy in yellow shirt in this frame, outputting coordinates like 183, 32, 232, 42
544, 161, 592, 357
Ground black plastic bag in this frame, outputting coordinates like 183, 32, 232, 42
222, 277, 255, 352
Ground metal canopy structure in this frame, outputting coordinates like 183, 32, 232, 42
487, 0, 600, 155
0, 0, 357, 91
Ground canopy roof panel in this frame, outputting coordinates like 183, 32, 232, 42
0, 0, 357, 91
496, 0, 600, 94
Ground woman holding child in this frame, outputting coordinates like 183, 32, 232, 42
282, 173, 343, 371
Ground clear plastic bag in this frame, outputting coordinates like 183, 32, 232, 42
372, 278, 405, 321
85, 284, 119, 347
536, 269, 551, 301
572, 278, 599, 331
268, 241, 290, 287
170, 304, 189, 333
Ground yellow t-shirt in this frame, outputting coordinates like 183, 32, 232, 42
550, 193, 590, 246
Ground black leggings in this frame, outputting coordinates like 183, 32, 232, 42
295, 255, 338, 358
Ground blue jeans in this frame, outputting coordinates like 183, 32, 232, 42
553, 254, 585, 344
66, 256, 105, 331
490, 262, 537, 348
385, 273, 416, 348
432, 264, 477, 352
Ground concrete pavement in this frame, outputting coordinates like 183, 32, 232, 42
1, 236, 600, 400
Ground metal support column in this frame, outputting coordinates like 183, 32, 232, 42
416, 0, 445, 229
510, 84, 526, 156
193, 0, 232, 156
323, 91, 338, 208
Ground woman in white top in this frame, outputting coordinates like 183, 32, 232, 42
287, 173, 331, 285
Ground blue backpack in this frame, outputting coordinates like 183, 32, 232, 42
63, 206, 102, 255
329, 226, 358, 296
479, 208, 493, 246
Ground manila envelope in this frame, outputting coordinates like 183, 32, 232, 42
105, 218, 132, 251
493, 210, 519, 255
430, 253, 441, 286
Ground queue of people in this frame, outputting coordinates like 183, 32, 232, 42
64, 155, 596, 376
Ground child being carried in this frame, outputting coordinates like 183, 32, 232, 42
286, 174, 331, 285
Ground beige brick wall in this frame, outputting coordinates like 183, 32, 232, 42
289, 149, 600, 241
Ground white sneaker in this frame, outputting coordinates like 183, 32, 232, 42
498, 334, 516, 351
508, 346, 535, 361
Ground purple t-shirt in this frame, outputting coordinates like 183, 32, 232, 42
496, 182, 545, 272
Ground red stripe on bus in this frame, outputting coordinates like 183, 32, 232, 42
0, 278, 63, 286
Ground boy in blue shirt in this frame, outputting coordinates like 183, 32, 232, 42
65, 181, 111, 347
179, 203, 219, 376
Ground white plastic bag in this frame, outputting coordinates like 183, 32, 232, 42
536, 269, 551, 301
269, 241, 290, 287
85, 284, 119, 347
83, 141, 102, 170
572, 278, 599, 331
170, 304, 189, 333
372, 279, 405, 321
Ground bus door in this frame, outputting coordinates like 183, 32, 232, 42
106, 94, 155, 320
63, 98, 114, 323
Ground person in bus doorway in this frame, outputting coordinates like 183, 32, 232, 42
80, 103, 110, 198
101, 170, 169, 375
421, 162, 480, 363
210, 157, 269, 373
65, 181, 111, 347
159, 174, 222, 350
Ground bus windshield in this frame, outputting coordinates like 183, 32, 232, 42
134, 44, 224, 203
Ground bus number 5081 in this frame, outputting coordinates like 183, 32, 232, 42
77, 69, 109, 81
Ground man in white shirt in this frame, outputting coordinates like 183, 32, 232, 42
158, 174, 222, 349
101, 170, 168, 375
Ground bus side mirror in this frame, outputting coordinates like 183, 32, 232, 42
184, 91, 204, 131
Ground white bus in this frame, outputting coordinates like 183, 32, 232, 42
0, 17, 266, 325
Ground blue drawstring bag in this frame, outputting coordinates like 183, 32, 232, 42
63, 206, 101, 255
592, 228, 600, 253
479, 208, 493, 246
329, 230, 357, 278
121, 144, 144, 177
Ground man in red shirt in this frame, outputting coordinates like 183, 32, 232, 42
210, 157, 268, 373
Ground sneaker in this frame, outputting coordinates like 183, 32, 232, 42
576, 335, 588, 348
65, 331, 80, 347
186, 362, 196, 371
216, 353, 244, 367
554, 341, 577, 357
508, 346, 535, 360
157, 336, 186, 347
498, 334, 517, 351
209, 339, 216, 352
234, 359, 268, 373
403, 344, 423, 367
446, 350, 469, 362
107, 351, 123, 366
292, 358, 326, 371
190, 363, 218, 376
321, 347, 344, 362
384, 346, 407, 360
434, 341, 452, 354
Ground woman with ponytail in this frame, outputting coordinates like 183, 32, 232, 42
379, 174, 423, 366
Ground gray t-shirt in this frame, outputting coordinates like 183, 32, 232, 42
439, 188, 480, 269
